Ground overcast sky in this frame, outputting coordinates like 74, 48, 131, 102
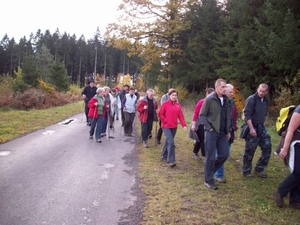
1, 0, 122, 41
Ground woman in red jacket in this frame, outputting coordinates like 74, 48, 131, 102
158, 89, 187, 167
88, 88, 107, 143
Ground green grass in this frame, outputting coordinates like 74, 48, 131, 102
0, 101, 84, 143
136, 103, 300, 225
1, 101, 300, 224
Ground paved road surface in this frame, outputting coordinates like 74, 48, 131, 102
0, 113, 143, 225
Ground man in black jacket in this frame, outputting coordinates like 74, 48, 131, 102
119, 84, 129, 127
81, 79, 97, 126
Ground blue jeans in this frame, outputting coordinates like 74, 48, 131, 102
161, 128, 177, 163
215, 144, 232, 178
89, 115, 104, 139
204, 131, 229, 185
278, 143, 300, 202
101, 113, 108, 134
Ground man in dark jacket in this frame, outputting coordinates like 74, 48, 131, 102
199, 78, 231, 190
81, 79, 97, 126
119, 84, 129, 127
242, 83, 271, 178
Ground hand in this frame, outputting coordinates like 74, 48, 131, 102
144, 105, 148, 110
82, 94, 86, 99
249, 128, 257, 137
94, 102, 98, 106
191, 124, 195, 131
279, 149, 288, 159
183, 126, 187, 132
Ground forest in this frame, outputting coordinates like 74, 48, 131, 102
0, 0, 299, 103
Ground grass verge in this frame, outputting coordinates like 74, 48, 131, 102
136, 103, 300, 225
0, 101, 84, 143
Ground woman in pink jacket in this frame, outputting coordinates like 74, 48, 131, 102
158, 89, 187, 167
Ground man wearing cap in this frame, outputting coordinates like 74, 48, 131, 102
81, 78, 97, 126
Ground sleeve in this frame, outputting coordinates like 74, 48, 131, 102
233, 103, 238, 131
117, 96, 121, 109
199, 98, 212, 131
243, 95, 255, 122
122, 95, 126, 108
137, 100, 146, 113
178, 106, 187, 127
158, 103, 166, 123
192, 100, 202, 122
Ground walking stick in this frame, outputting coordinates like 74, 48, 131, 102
155, 120, 158, 146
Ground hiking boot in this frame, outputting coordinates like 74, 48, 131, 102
243, 173, 254, 178
204, 182, 218, 190
96, 139, 102, 143
289, 202, 300, 210
255, 171, 268, 178
143, 141, 149, 148
148, 133, 152, 139
89, 136, 93, 140
169, 163, 176, 167
274, 190, 284, 207
214, 177, 227, 183
192, 153, 200, 160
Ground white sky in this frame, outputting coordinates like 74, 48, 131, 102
1, 0, 122, 41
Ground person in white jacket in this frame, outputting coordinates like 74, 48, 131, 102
109, 88, 121, 129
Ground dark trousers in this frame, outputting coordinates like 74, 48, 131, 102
204, 131, 229, 185
156, 120, 163, 141
124, 112, 135, 135
141, 118, 154, 142
84, 101, 90, 122
242, 127, 272, 175
193, 124, 205, 157
121, 108, 125, 125
278, 143, 300, 203
109, 112, 115, 127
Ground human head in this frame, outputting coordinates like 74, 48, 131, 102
205, 87, 214, 97
111, 88, 116, 95
146, 89, 155, 99
123, 84, 129, 91
129, 87, 135, 95
225, 84, 234, 99
103, 86, 110, 95
215, 78, 227, 97
88, 78, 94, 86
96, 88, 104, 96
257, 83, 268, 98
96, 84, 101, 88
168, 88, 178, 102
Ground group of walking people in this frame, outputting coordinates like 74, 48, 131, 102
82, 78, 300, 210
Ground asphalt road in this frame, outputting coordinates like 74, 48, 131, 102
0, 113, 143, 225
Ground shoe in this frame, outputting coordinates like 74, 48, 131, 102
101, 133, 106, 137
148, 133, 152, 139
204, 182, 218, 190
161, 158, 168, 163
254, 171, 268, 178
192, 153, 200, 160
128, 134, 133, 137
169, 163, 176, 167
214, 177, 227, 183
289, 202, 300, 210
116, 117, 119, 120
109, 125, 113, 129
87, 122, 91, 126
143, 141, 149, 148
274, 190, 284, 207
89, 136, 93, 140
96, 139, 102, 143
157, 140, 161, 144
243, 173, 254, 178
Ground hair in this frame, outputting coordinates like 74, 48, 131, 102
206, 87, 214, 95
168, 88, 178, 96
225, 84, 234, 89
96, 88, 104, 94
147, 89, 154, 94
111, 88, 116, 93
129, 87, 135, 91
215, 78, 226, 87
258, 83, 268, 90
123, 84, 130, 88
103, 86, 110, 91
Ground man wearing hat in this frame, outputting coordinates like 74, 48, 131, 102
81, 78, 97, 126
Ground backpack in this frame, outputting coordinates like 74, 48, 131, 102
276, 105, 296, 136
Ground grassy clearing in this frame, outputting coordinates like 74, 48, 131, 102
0, 101, 84, 143
136, 103, 300, 225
